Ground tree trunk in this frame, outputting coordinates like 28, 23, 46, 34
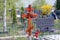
56, 0, 60, 10
3, 0, 7, 32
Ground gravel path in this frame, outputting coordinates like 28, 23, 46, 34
42, 34, 60, 40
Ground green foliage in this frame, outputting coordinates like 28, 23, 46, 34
33, 5, 37, 10
56, 0, 60, 10
0, 0, 20, 16
6, 0, 20, 16
0, 0, 20, 24
7, 0, 19, 8
21, 7, 24, 11
11, 6, 17, 24
0, 0, 4, 16
33, 0, 46, 10
21, 7, 24, 14
20, 7, 26, 22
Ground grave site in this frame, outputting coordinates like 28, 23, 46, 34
0, 0, 60, 40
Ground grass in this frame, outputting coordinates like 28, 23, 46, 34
0, 22, 24, 37
15, 37, 27, 40
54, 20, 60, 29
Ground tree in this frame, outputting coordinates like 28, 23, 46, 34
20, 6, 26, 23
56, 0, 60, 10
11, 5, 17, 24
0, 0, 20, 15
41, 5, 52, 15
33, 0, 46, 10
6, 0, 20, 17
0, 0, 20, 31
0, 0, 4, 17
0, 0, 20, 21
